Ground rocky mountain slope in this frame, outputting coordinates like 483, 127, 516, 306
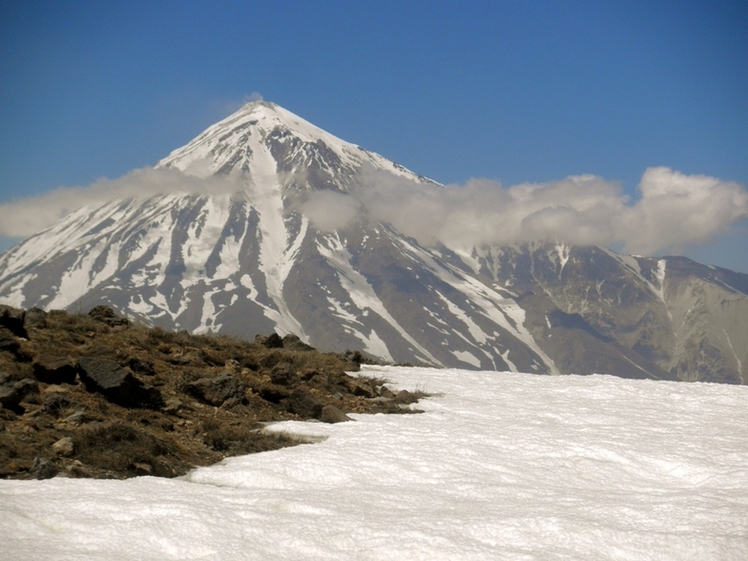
0, 101, 745, 383
1, 304, 421, 479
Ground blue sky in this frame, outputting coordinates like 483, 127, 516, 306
1, 0, 746, 270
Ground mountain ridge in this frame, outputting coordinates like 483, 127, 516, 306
0, 101, 745, 384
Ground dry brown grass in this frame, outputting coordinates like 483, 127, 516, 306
0, 306, 426, 480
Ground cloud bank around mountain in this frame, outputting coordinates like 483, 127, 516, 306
0, 167, 244, 238
345, 166, 748, 255
0, 165, 745, 257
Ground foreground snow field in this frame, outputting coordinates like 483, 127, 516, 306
2, 366, 747, 560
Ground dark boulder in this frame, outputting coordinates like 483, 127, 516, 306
0, 329, 20, 354
286, 388, 323, 419
33, 354, 78, 384
0, 377, 39, 413
351, 382, 374, 398
88, 305, 130, 327
281, 334, 314, 352
256, 333, 283, 349
30, 457, 59, 480
0, 305, 27, 338
185, 372, 245, 407
77, 357, 163, 409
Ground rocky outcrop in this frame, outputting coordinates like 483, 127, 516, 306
319, 404, 352, 424
0, 305, 27, 338
0, 306, 422, 480
0, 375, 38, 413
33, 354, 78, 385
185, 372, 245, 407
0, 331, 20, 355
286, 388, 323, 419
88, 305, 130, 328
77, 357, 163, 410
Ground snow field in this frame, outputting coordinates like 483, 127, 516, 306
1, 366, 747, 560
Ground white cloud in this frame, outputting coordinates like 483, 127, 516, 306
615, 167, 748, 254
0, 167, 245, 237
298, 190, 362, 232
349, 166, 748, 255
1, 164, 745, 257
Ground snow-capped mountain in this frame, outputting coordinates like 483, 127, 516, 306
1, 101, 746, 383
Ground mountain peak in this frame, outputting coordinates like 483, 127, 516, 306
156, 99, 359, 177
3, 103, 744, 384
156, 100, 427, 185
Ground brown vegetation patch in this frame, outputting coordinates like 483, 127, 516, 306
0, 306, 424, 480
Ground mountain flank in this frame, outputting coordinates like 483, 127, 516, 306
0, 305, 423, 480
0, 101, 745, 383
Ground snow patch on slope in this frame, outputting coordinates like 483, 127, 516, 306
655, 258, 667, 301
247, 145, 308, 337
316, 233, 436, 364
555, 243, 571, 275
394, 235, 559, 374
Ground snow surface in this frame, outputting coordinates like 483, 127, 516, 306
2, 366, 748, 560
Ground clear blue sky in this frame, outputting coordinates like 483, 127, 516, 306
1, 0, 746, 270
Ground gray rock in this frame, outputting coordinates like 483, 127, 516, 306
351, 384, 374, 398
0, 385, 16, 409
77, 357, 163, 409
378, 386, 396, 399
256, 333, 283, 349
163, 397, 185, 414
185, 372, 244, 407
281, 334, 314, 352
286, 388, 323, 419
133, 462, 153, 476
0, 378, 39, 412
394, 390, 418, 404
52, 437, 75, 456
0, 305, 27, 338
319, 404, 352, 424
62, 410, 87, 425
308, 374, 328, 387
0, 330, 20, 354
298, 368, 321, 381
30, 457, 59, 480
88, 305, 130, 327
